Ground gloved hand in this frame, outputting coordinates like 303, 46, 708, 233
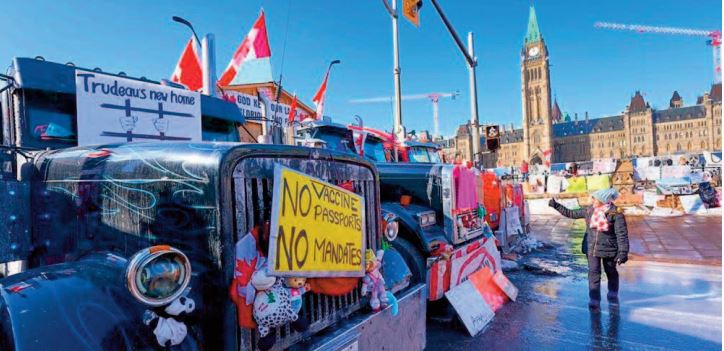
548, 198, 557, 207
616, 253, 628, 265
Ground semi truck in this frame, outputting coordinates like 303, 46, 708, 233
0, 57, 426, 350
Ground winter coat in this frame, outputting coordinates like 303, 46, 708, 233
550, 201, 629, 258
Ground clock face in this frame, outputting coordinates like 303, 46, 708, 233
528, 46, 540, 57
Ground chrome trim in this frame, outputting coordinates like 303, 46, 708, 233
125, 246, 191, 307
415, 210, 436, 227
384, 212, 399, 241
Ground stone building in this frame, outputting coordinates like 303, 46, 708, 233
452, 6, 722, 168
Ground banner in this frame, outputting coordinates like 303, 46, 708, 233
449, 238, 501, 288
222, 90, 311, 126
268, 165, 366, 277
75, 70, 201, 145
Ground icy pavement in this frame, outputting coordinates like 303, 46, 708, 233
427, 214, 722, 350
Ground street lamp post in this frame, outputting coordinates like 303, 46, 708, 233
429, 0, 482, 167
382, 0, 405, 161
172, 16, 216, 96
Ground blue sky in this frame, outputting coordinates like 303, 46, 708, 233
1, 1, 721, 137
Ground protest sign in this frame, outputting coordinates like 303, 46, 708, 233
468, 267, 508, 312
493, 270, 518, 302
445, 280, 495, 336
222, 90, 311, 126
75, 70, 201, 145
268, 165, 366, 277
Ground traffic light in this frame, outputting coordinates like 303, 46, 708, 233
485, 125, 500, 152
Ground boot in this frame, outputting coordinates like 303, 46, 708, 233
607, 291, 619, 304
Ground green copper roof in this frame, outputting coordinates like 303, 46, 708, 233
525, 6, 541, 44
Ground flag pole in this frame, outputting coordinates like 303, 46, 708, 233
201, 33, 217, 96
391, 0, 404, 161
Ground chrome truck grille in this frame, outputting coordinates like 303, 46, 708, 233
232, 157, 380, 350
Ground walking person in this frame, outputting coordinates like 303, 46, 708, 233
548, 188, 629, 310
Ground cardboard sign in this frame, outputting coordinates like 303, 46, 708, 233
445, 280, 495, 336
75, 70, 201, 145
268, 165, 366, 277
468, 267, 508, 312
493, 270, 518, 302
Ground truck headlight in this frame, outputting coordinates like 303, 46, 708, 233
383, 212, 399, 242
126, 245, 191, 307
416, 211, 436, 228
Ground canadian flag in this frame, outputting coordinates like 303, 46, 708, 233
287, 94, 298, 124
170, 36, 203, 91
218, 10, 272, 87
543, 149, 552, 167
312, 68, 332, 119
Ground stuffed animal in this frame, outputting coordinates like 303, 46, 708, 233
229, 229, 265, 329
143, 295, 196, 347
361, 250, 389, 312
253, 280, 298, 351
283, 277, 310, 315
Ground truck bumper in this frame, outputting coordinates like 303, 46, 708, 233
291, 284, 427, 351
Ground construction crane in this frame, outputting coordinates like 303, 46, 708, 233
594, 21, 722, 83
350, 90, 460, 139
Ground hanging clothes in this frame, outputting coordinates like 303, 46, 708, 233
586, 175, 611, 191
454, 165, 480, 210
481, 172, 502, 230
505, 183, 525, 221
566, 176, 587, 193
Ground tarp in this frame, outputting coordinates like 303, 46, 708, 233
566, 176, 587, 193
550, 163, 567, 173
586, 175, 611, 191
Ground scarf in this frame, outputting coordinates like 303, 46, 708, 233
590, 204, 610, 232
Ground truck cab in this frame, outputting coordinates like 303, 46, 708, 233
297, 121, 498, 301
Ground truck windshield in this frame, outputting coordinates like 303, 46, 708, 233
364, 140, 388, 162
408, 146, 431, 163
408, 146, 441, 163
313, 128, 355, 154
24, 90, 77, 148
202, 116, 240, 142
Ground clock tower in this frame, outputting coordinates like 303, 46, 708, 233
521, 5, 553, 163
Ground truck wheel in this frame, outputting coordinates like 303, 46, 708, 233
392, 237, 426, 285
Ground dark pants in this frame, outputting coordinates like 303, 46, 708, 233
587, 255, 619, 302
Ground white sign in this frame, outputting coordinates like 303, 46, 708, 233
221, 90, 312, 126
75, 70, 201, 145
445, 280, 495, 336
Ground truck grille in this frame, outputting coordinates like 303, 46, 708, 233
232, 156, 380, 350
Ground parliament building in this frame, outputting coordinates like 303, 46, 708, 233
452, 6, 722, 168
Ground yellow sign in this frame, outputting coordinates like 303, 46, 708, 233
268, 165, 366, 277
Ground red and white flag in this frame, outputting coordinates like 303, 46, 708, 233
543, 149, 552, 167
218, 10, 272, 87
312, 67, 332, 119
170, 36, 202, 91
287, 94, 298, 124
